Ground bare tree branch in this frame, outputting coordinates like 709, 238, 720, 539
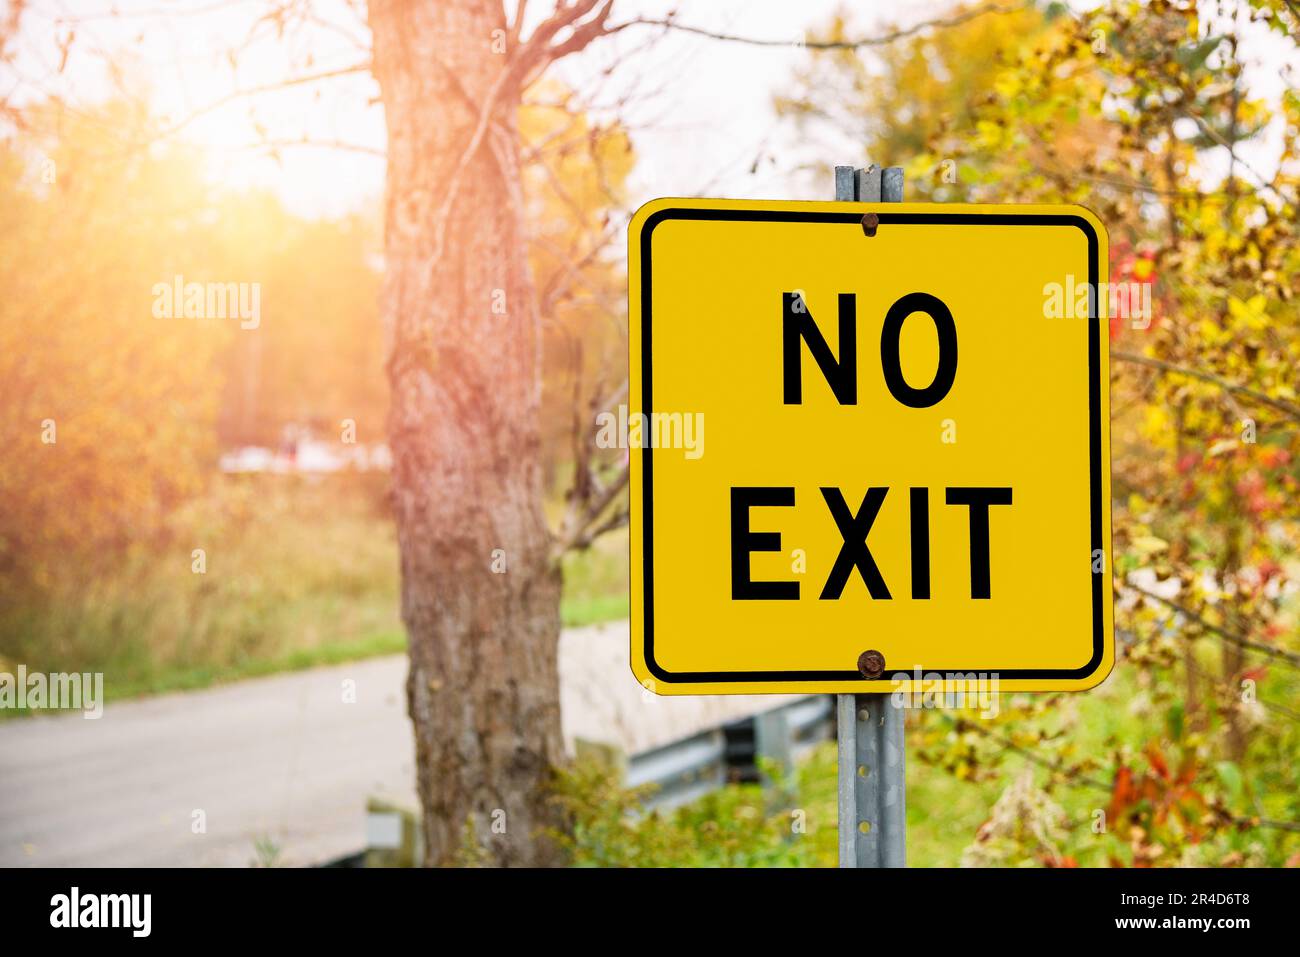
427, 0, 616, 264
242, 136, 385, 158
606, 2, 1027, 50
1186, 111, 1297, 206
1123, 582, 1300, 668
1112, 350, 1300, 423
553, 461, 629, 559
153, 60, 374, 142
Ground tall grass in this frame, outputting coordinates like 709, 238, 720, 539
0, 473, 403, 700
0, 472, 631, 705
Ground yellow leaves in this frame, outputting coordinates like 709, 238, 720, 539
0, 101, 236, 592
993, 70, 1022, 100
1196, 196, 1226, 232
1227, 294, 1269, 331
1204, 483, 1228, 511
1198, 317, 1231, 347
975, 119, 1006, 149
521, 80, 634, 230
1131, 535, 1170, 557
1140, 403, 1174, 448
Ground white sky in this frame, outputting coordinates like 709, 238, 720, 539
4, 0, 1296, 218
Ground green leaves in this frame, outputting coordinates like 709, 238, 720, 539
1176, 35, 1224, 73
1215, 760, 1245, 803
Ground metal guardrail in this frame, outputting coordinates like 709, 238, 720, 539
627, 695, 835, 812
353, 695, 836, 864
626, 727, 727, 812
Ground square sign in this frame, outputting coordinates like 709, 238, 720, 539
628, 199, 1113, 695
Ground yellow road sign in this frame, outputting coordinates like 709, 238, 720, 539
628, 199, 1113, 695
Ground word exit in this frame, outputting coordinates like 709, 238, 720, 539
731, 486, 1013, 602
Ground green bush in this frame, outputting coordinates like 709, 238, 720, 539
550, 746, 839, 867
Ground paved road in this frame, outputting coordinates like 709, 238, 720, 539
0, 621, 796, 867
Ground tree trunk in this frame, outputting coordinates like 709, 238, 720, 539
369, 0, 566, 867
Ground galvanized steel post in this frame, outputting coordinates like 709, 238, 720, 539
834, 163, 907, 869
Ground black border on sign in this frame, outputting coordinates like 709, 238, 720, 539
638, 207, 1105, 683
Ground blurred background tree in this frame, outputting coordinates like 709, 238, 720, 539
0, 99, 226, 595
0, 0, 635, 868
0, 83, 631, 634
211, 198, 385, 448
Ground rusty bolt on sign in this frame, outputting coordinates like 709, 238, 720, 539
857, 649, 886, 679
860, 212, 880, 237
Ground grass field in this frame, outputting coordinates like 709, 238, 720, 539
0, 472, 628, 704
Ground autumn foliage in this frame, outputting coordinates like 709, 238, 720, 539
787, 0, 1300, 866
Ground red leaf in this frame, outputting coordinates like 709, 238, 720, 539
1109, 764, 1138, 818
1144, 742, 1170, 779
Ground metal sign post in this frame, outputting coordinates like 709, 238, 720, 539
834, 163, 907, 868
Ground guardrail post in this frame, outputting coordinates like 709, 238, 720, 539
834, 163, 907, 868
754, 707, 792, 779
